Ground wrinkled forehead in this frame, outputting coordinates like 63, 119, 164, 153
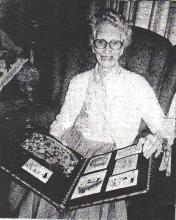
94, 21, 121, 41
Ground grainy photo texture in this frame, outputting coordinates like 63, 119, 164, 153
0, 1, 175, 220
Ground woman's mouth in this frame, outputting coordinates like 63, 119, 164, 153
101, 56, 113, 60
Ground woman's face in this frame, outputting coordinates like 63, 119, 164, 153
93, 22, 124, 70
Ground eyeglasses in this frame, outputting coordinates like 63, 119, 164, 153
93, 39, 123, 50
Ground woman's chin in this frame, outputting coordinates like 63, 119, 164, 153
99, 61, 117, 69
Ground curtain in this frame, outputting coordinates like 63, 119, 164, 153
134, 1, 174, 42
102, 0, 176, 45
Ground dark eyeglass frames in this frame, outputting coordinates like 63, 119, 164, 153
93, 39, 123, 50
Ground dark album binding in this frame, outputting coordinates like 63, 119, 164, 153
0, 132, 153, 211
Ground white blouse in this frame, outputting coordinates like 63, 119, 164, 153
50, 64, 167, 149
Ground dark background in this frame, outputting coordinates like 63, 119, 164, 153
0, 1, 175, 219
0, 0, 93, 105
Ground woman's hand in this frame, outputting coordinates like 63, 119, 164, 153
137, 133, 165, 159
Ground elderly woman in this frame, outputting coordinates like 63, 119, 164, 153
50, 10, 168, 159
8, 9, 170, 219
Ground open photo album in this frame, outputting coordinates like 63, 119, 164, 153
0, 132, 153, 211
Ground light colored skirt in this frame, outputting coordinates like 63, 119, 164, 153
8, 127, 128, 219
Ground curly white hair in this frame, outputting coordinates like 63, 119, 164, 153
89, 9, 132, 48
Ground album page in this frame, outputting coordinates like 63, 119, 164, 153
69, 143, 151, 209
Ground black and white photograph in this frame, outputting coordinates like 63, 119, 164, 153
22, 158, 53, 183
106, 170, 139, 192
0, 0, 175, 219
113, 154, 138, 175
84, 152, 111, 174
0, 57, 28, 90
71, 170, 107, 199
115, 144, 142, 160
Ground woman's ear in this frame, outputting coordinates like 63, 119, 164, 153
118, 47, 126, 66
89, 38, 95, 53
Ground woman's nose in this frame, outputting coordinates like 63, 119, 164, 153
103, 43, 112, 53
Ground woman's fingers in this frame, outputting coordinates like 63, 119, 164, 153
155, 143, 163, 158
143, 135, 155, 158
140, 134, 163, 159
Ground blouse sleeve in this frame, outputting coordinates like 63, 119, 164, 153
49, 78, 78, 140
136, 76, 168, 138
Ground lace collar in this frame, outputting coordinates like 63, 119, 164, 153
93, 63, 121, 82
